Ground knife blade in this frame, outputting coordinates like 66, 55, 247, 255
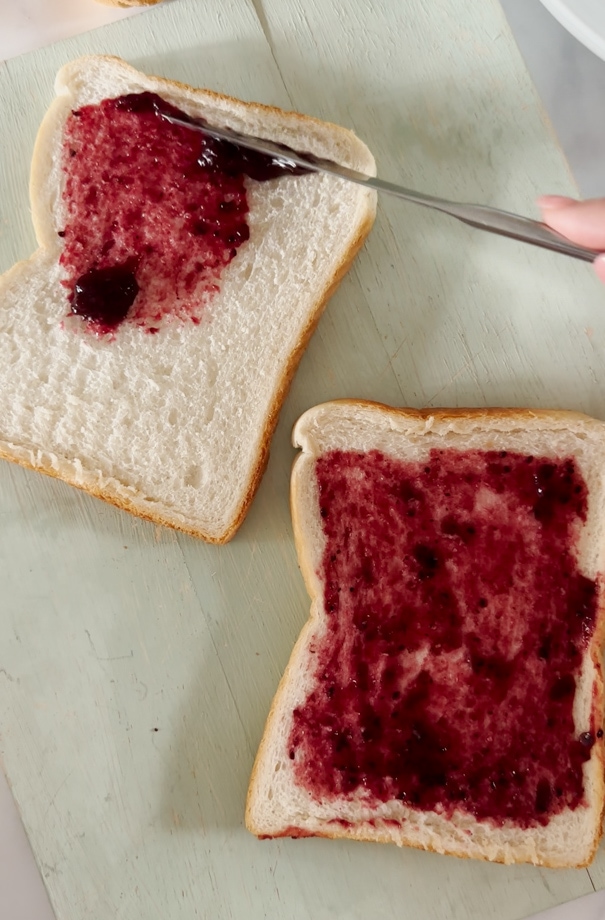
161, 112, 599, 264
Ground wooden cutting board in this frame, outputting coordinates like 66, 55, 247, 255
1, 0, 605, 917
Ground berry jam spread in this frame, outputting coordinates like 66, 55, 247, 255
59, 92, 306, 335
289, 448, 600, 828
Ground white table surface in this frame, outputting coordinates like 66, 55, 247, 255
0, 1, 604, 918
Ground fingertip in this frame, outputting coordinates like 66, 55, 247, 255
593, 254, 605, 284
537, 195, 577, 211
540, 197, 605, 249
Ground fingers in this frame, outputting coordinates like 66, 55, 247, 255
538, 196, 605, 250
538, 196, 605, 283
595, 254, 605, 284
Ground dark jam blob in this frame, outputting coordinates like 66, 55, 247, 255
112, 91, 310, 182
290, 448, 599, 828
535, 779, 552, 814
549, 673, 575, 701
72, 263, 139, 333
193, 128, 309, 182
59, 91, 308, 335
412, 544, 440, 579
112, 93, 160, 115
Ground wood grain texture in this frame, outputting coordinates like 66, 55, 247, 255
0, 0, 603, 917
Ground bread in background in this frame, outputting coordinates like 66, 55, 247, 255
95, 0, 162, 7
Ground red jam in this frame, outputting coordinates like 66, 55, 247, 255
59, 92, 306, 335
289, 448, 600, 827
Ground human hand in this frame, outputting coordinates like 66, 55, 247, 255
538, 196, 605, 283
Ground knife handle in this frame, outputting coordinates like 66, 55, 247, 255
445, 203, 600, 263
371, 178, 600, 263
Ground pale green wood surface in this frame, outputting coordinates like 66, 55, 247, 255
0, 0, 604, 917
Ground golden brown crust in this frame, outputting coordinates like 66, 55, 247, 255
0, 442, 230, 543
293, 399, 602, 428
95, 0, 161, 6
252, 821, 596, 869
587, 614, 605, 862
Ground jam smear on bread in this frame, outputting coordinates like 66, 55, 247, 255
60, 92, 306, 335
289, 448, 600, 827
72, 261, 139, 327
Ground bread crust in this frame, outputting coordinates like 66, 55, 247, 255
247, 400, 605, 866
95, 0, 162, 6
2, 57, 376, 543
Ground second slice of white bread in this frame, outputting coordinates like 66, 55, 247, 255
246, 400, 605, 867
0, 56, 376, 543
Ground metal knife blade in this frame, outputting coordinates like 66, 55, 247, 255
161, 112, 599, 264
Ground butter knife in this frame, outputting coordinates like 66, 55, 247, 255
162, 113, 598, 264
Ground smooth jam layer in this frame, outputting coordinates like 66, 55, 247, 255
289, 448, 600, 827
59, 92, 306, 335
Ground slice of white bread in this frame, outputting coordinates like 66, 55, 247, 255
0, 57, 376, 543
246, 400, 605, 867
